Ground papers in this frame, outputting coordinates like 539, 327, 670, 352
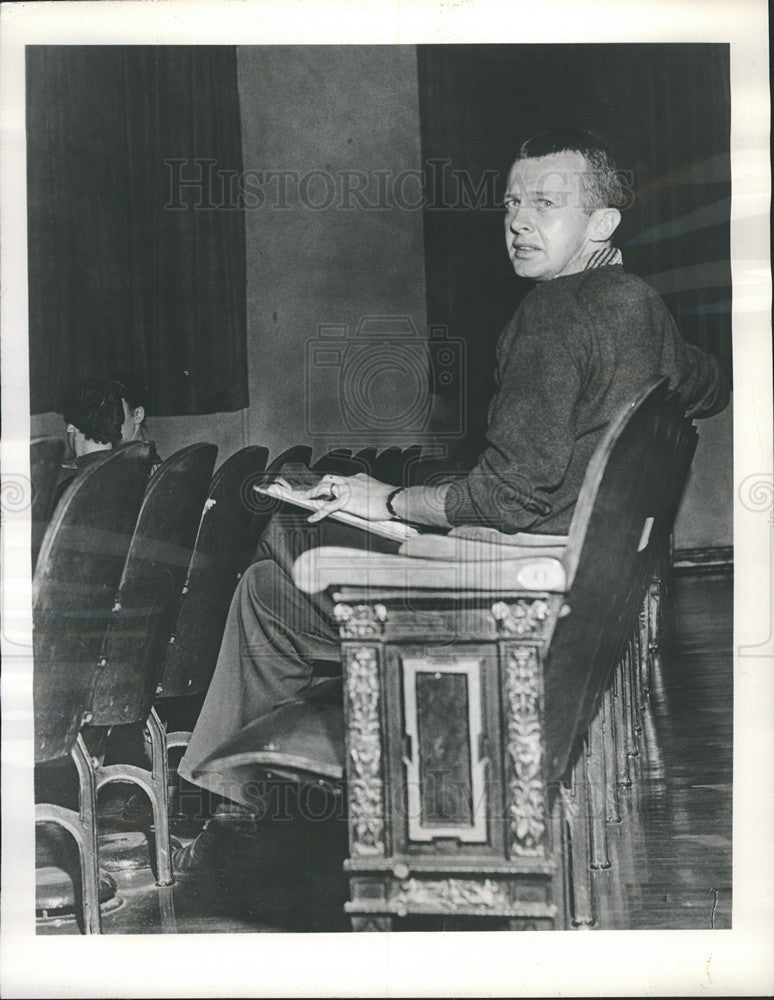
254, 481, 422, 542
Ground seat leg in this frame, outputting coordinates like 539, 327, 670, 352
561, 745, 594, 927
36, 737, 102, 933
613, 665, 632, 787
586, 714, 610, 870
638, 596, 651, 707
641, 581, 667, 778
602, 687, 621, 823
70, 735, 102, 933
145, 707, 174, 886
549, 786, 571, 928
148, 725, 193, 822
623, 640, 640, 759
647, 576, 662, 693
632, 600, 647, 716
157, 884, 178, 933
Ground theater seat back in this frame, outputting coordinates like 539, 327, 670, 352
156, 445, 269, 700
88, 443, 218, 725
544, 380, 697, 778
33, 443, 152, 762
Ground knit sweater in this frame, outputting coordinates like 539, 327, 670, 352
443, 264, 730, 534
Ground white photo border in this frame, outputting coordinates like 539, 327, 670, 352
1, 1, 771, 996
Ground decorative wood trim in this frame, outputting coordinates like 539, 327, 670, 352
346, 878, 556, 922
344, 644, 385, 856
503, 645, 545, 857
491, 598, 549, 638
393, 877, 511, 914
334, 602, 387, 639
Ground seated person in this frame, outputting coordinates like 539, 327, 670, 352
57, 373, 161, 499
55, 375, 127, 501
52, 374, 162, 774
176, 129, 730, 838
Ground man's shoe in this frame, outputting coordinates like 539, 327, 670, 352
172, 810, 259, 873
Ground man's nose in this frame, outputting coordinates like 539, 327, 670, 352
508, 205, 534, 232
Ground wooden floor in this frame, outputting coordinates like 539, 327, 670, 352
36, 571, 732, 934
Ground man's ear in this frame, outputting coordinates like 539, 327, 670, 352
590, 207, 621, 242
132, 405, 145, 427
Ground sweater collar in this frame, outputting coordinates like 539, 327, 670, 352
584, 246, 623, 270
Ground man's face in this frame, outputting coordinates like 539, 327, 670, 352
504, 150, 602, 281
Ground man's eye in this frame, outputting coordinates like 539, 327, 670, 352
503, 199, 519, 211
537, 198, 555, 208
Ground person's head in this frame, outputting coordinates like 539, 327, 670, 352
504, 129, 626, 281
61, 375, 125, 457
109, 372, 150, 443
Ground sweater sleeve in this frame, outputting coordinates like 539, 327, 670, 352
662, 329, 730, 418
444, 314, 587, 533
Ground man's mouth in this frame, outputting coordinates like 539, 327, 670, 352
512, 244, 540, 257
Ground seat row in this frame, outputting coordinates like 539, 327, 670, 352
29, 436, 457, 932
32, 395, 689, 932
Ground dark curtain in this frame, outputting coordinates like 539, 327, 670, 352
27, 46, 248, 416
417, 44, 731, 454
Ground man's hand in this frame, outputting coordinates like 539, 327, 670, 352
299, 473, 396, 523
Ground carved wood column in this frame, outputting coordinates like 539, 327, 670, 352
502, 644, 546, 859
335, 603, 387, 859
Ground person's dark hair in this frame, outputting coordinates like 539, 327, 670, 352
514, 128, 627, 211
109, 371, 150, 413
61, 375, 125, 447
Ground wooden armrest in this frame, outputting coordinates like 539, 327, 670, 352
447, 524, 569, 548
292, 546, 567, 594
399, 532, 566, 561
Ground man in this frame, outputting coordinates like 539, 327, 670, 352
57, 374, 161, 498
300, 132, 727, 533
55, 375, 127, 501
52, 373, 160, 797
176, 129, 729, 832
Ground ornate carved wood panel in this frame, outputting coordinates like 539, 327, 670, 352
502, 643, 546, 857
343, 644, 386, 856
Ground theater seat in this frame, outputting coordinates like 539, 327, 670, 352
192, 678, 345, 805
34, 443, 152, 934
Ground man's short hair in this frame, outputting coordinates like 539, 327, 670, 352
61, 375, 125, 447
109, 371, 150, 413
514, 129, 627, 211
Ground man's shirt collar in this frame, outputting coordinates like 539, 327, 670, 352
584, 246, 623, 270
